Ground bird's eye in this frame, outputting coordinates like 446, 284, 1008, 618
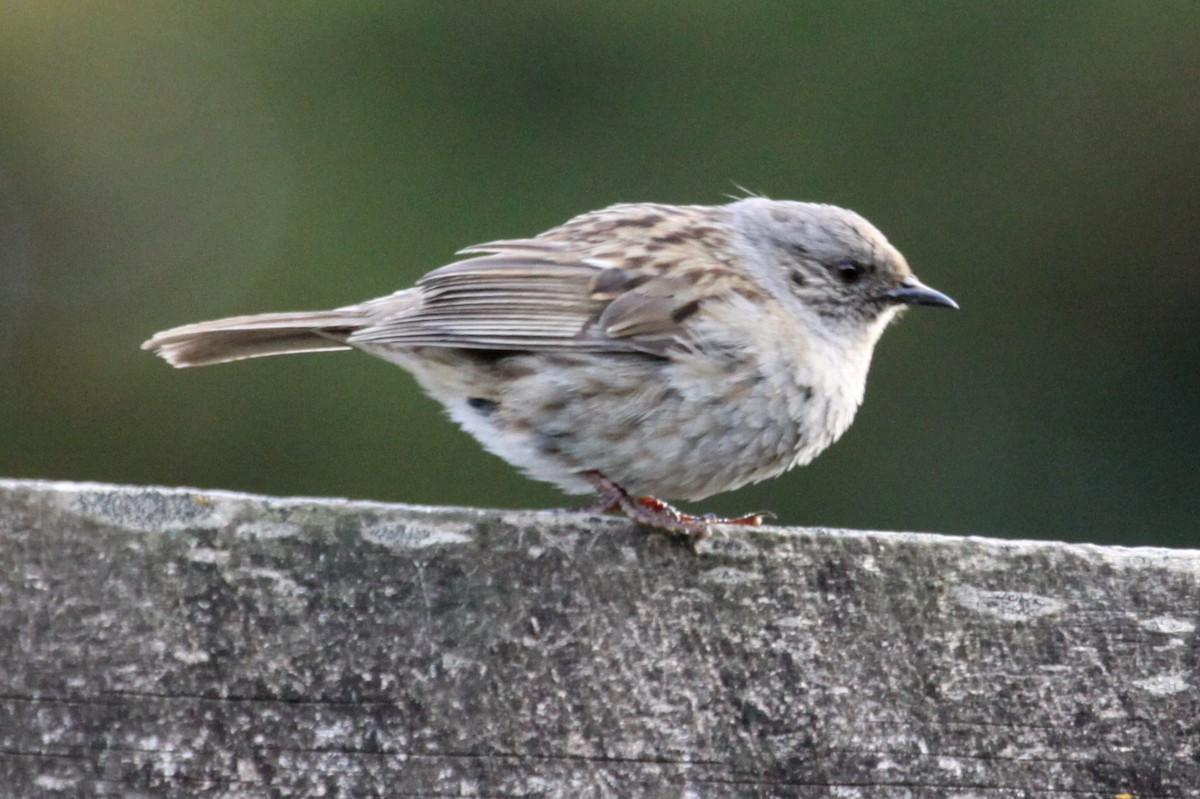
832, 260, 865, 284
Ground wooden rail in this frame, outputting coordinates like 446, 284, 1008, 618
1, 479, 1197, 797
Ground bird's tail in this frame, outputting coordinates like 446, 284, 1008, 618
142, 309, 369, 368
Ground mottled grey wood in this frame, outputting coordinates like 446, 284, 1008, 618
0, 478, 1197, 798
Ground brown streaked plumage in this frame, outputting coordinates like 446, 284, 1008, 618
143, 197, 957, 535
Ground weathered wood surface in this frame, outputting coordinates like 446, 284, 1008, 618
0, 478, 1197, 798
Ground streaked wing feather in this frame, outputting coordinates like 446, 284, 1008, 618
350, 254, 609, 349
455, 237, 569, 257
350, 232, 726, 355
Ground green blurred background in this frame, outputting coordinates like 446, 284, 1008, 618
1, 2, 1197, 547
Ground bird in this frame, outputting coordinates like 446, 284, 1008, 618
143, 197, 957, 536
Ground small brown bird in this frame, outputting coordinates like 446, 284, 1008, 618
144, 198, 956, 535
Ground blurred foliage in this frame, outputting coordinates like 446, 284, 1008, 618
1, 2, 1197, 546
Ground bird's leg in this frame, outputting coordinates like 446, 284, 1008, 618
580, 470, 769, 537
572, 495, 621, 516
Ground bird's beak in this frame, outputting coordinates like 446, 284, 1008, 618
883, 278, 958, 309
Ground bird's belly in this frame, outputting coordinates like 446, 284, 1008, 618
398, 347, 851, 502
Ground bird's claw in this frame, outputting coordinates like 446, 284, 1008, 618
580, 470, 772, 538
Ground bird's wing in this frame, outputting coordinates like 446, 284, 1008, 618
348, 233, 753, 356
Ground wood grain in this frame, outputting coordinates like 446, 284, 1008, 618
1, 479, 1196, 798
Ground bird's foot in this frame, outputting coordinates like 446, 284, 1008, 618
580, 470, 771, 538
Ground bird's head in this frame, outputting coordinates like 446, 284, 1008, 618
729, 198, 957, 343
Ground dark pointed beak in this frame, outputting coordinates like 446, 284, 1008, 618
883, 278, 958, 309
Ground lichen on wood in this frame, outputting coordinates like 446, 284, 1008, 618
1, 479, 1197, 797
